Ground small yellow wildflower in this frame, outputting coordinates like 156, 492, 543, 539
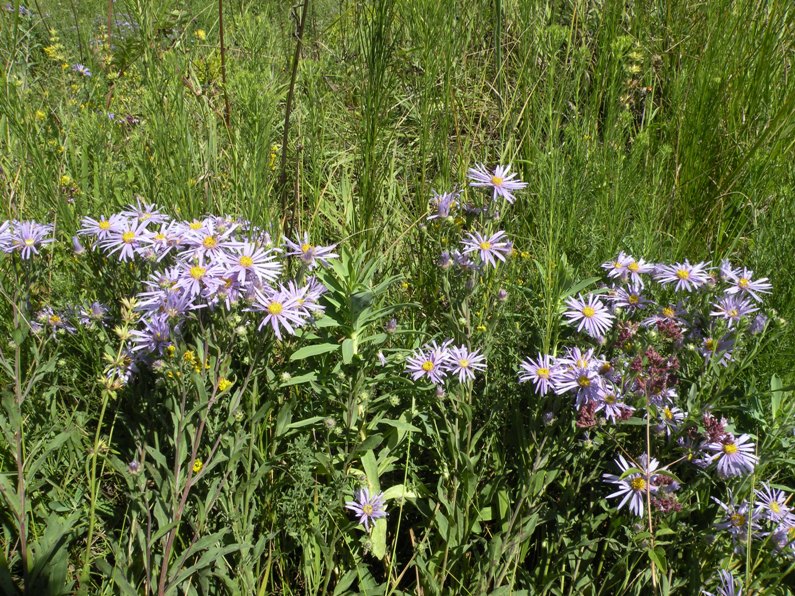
60, 174, 72, 186
183, 351, 196, 365
194, 29, 207, 41
166, 345, 176, 358
476, 324, 487, 332
193, 459, 203, 473
35, 109, 46, 121
268, 144, 280, 170
218, 377, 233, 392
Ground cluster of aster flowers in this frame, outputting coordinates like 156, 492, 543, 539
428, 164, 527, 274
405, 339, 486, 387
0, 220, 55, 259
7, 200, 339, 385
518, 252, 776, 521
711, 482, 795, 558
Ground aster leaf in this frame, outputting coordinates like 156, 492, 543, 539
618, 467, 643, 480
289, 342, 339, 361
361, 450, 381, 492
370, 517, 387, 559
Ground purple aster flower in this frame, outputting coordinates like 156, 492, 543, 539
654, 260, 711, 291
35, 307, 76, 334
754, 483, 792, 524
724, 267, 772, 302
98, 218, 151, 261
641, 303, 687, 328
554, 363, 603, 406
603, 252, 655, 287
467, 163, 528, 203
657, 406, 685, 437
345, 488, 387, 531
174, 262, 224, 299
78, 301, 109, 326
518, 354, 556, 396
140, 221, 184, 261
9, 221, 54, 259
180, 219, 239, 263
120, 198, 169, 225
700, 335, 734, 366
712, 493, 760, 542
447, 345, 486, 383
284, 233, 338, 269
78, 214, 126, 240
250, 284, 308, 339
748, 313, 768, 335
221, 242, 281, 285
603, 454, 659, 518
594, 388, 634, 423
607, 284, 650, 311
0, 221, 11, 252
71, 235, 85, 255
72, 63, 91, 77
452, 249, 477, 270
405, 340, 452, 385
702, 570, 742, 596
437, 251, 452, 269
427, 190, 459, 221
707, 433, 757, 478
563, 294, 614, 338
710, 296, 758, 328
461, 230, 511, 268
130, 316, 174, 355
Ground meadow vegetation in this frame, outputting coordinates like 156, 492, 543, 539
1, 0, 795, 593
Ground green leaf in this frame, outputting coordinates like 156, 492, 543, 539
361, 451, 380, 492
281, 372, 317, 387
341, 339, 354, 364
370, 518, 387, 560
290, 343, 339, 361
381, 484, 416, 501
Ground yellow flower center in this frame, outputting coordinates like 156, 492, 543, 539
628, 294, 639, 304
239, 255, 254, 267
628, 261, 640, 273
362, 504, 374, 515
730, 513, 745, 527
421, 360, 434, 372
190, 266, 206, 280
723, 443, 738, 455
154, 233, 166, 241
268, 302, 284, 315
202, 236, 218, 249
738, 278, 750, 288
189, 221, 203, 230
613, 261, 623, 269
491, 176, 503, 186
458, 358, 470, 369
99, 220, 111, 230
604, 393, 616, 404
728, 308, 739, 318
537, 367, 550, 379
479, 241, 492, 250
301, 243, 312, 253
577, 375, 590, 388
663, 407, 673, 420
676, 269, 690, 280
662, 307, 675, 318
48, 314, 62, 325
24, 238, 35, 246
771, 502, 781, 514
581, 306, 596, 318
122, 231, 135, 243
630, 477, 646, 491
576, 358, 588, 369
704, 338, 716, 351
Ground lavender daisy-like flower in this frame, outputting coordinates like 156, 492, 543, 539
754, 483, 792, 523
221, 242, 281, 285
121, 198, 169, 225
72, 63, 91, 77
345, 488, 387, 531
467, 163, 528, 203
608, 284, 650, 311
603, 455, 659, 518
654, 260, 711, 292
657, 406, 685, 437
284, 233, 338, 269
78, 301, 109, 326
405, 340, 452, 385
447, 345, 486, 383
594, 388, 634, 423
710, 296, 758, 328
700, 335, 734, 366
518, 354, 556, 396
427, 190, 459, 221
461, 230, 511, 268
563, 294, 614, 338
712, 493, 760, 542
78, 214, 126, 240
9, 221, 55, 259
99, 218, 151, 261
707, 433, 757, 478
174, 262, 224, 299
724, 267, 772, 302
251, 284, 308, 339
452, 249, 477, 271
702, 570, 742, 596
181, 219, 239, 263
130, 316, 174, 355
